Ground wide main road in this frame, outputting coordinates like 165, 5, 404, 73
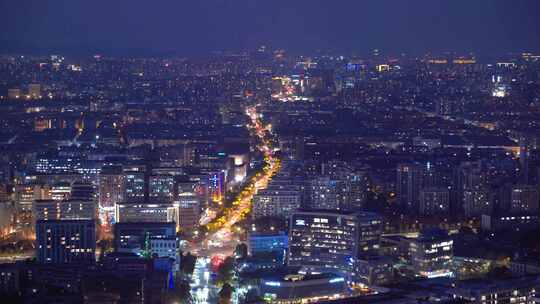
188, 105, 280, 303
189, 105, 280, 257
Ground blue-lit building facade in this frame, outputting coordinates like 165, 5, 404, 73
207, 171, 225, 203
288, 210, 382, 282
248, 232, 288, 263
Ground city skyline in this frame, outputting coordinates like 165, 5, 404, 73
1, 1, 540, 304
1, 0, 540, 56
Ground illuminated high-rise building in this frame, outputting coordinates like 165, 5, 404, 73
175, 193, 200, 232
114, 222, 175, 255
207, 171, 224, 203
98, 166, 125, 217
51, 182, 71, 201
248, 232, 288, 263
176, 175, 207, 206
149, 235, 180, 271
149, 174, 175, 202
458, 161, 487, 190
288, 210, 382, 282
463, 189, 492, 217
253, 184, 302, 219
70, 181, 95, 201
307, 176, 342, 210
396, 163, 424, 212
36, 219, 96, 264
409, 228, 453, 278
419, 187, 450, 216
15, 185, 36, 211
123, 165, 147, 203
322, 161, 369, 211
454, 161, 488, 213
33, 199, 96, 221
510, 185, 539, 214
176, 177, 200, 196
15, 184, 51, 211
229, 153, 249, 185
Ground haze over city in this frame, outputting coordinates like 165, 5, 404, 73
1, 0, 540, 55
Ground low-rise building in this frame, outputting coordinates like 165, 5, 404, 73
356, 256, 394, 286
115, 201, 177, 223
260, 273, 348, 303
114, 222, 176, 255
481, 214, 540, 232
452, 276, 538, 304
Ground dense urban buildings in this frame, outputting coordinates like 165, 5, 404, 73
1, 2, 540, 300
0, 48, 538, 302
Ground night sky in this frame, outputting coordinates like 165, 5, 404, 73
1, 0, 539, 56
